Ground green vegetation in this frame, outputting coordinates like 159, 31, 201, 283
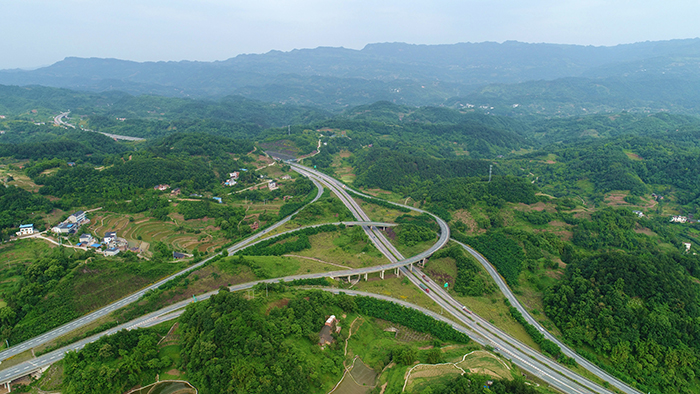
237, 224, 340, 256
544, 251, 700, 393
355, 295, 470, 343
1, 246, 187, 344
178, 289, 471, 394
0, 184, 52, 239
62, 328, 169, 394
453, 231, 525, 286
428, 373, 539, 394
433, 246, 494, 297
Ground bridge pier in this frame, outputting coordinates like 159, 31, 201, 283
380, 270, 385, 280
409, 263, 413, 272
364, 273, 368, 281
5, 381, 10, 392
394, 268, 399, 276
420, 258, 427, 267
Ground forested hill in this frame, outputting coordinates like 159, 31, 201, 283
3, 39, 700, 112
0, 85, 330, 128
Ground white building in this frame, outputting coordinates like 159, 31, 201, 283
104, 231, 117, 244
68, 210, 86, 223
104, 247, 120, 256
671, 216, 688, 223
52, 222, 77, 234
16, 224, 34, 236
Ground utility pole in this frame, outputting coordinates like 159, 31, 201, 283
488, 165, 492, 183
288, 125, 291, 136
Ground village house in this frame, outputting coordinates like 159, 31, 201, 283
319, 315, 339, 347
16, 224, 34, 236
104, 231, 117, 244
268, 181, 278, 191
79, 233, 93, 244
154, 184, 170, 191
171, 187, 181, 196
671, 215, 688, 223
104, 247, 120, 256
281, 174, 291, 180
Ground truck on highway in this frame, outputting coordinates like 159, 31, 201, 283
419, 283, 429, 293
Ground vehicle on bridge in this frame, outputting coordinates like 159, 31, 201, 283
419, 283, 430, 293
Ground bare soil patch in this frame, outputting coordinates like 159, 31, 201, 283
634, 225, 657, 237
604, 193, 629, 206
452, 210, 479, 234
266, 298, 290, 314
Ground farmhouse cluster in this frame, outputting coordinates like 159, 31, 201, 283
76, 230, 126, 256
51, 210, 89, 234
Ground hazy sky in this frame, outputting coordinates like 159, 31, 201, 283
2, 0, 699, 69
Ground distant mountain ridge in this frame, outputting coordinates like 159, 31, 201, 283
2, 39, 700, 112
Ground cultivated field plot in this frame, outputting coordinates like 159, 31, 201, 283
456, 350, 511, 378
331, 357, 376, 394
404, 364, 462, 392
0, 163, 40, 192
374, 319, 432, 342
405, 350, 511, 392
89, 212, 226, 253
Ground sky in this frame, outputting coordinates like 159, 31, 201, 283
2, 0, 699, 70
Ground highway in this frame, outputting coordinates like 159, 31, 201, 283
0, 163, 641, 394
289, 163, 640, 394
53, 110, 145, 141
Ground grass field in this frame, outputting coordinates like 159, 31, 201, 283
292, 229, 387, 269
352, 276, 442, 314
355, 198, 415, 223
384, 230, 437, 261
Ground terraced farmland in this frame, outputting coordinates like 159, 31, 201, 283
88, 212, 226, 254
